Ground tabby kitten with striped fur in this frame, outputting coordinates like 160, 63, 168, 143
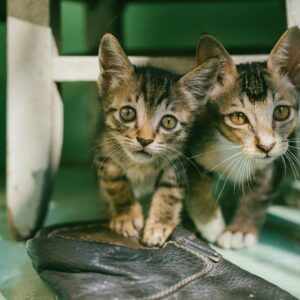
187, 27, 300, 249
95, 34, 219, 246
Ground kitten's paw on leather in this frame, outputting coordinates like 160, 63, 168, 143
109, 203, 144, 238
217, 230, 258, 249
142, 222, 175, 247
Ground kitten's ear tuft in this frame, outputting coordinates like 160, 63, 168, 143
268, 26, 300, 88
197, 35, 237, 87
179, 58, 220, 108
98, 33, 134, 91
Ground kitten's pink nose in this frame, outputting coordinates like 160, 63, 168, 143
137, 137, 153, 147
256, 142, 275, 153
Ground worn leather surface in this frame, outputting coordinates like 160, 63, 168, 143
27, 221, 296, 300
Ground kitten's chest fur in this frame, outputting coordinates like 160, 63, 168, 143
126, 163, 160, 196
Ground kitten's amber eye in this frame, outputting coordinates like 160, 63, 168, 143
120, 106, 136, 122
273, 105, 290, 121
229, 112, 248, 125
161, 115, 177, 130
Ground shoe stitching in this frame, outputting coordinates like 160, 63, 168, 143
142, 241, 212, 300
45, 231, 212, 299
48, 226, 217, 259
48, 226, 215, 255
188, 234, 196, 240
174, 236, 184, 243
175, 233, 196, 243
48, 225, 197, 242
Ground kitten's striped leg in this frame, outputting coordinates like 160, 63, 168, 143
143, 167, 185, 247
218, 165, 278, 249
186, 170, 225, 243
99, 158, 144, 238
143, 186, 184, 247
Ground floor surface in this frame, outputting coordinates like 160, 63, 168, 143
0, 168, 299, 299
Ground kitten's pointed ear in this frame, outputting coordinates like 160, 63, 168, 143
196, 35, 237, 88
98, 33, 134, 91
179, 58, 220, 108
268, 26, 300, 88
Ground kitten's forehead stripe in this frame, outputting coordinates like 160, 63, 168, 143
134, 65, 178, 108
237, 62, 269, 102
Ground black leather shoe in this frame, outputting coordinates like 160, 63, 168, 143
26, 221, 296, 300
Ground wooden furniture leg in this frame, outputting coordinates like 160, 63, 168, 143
7, 0, 63, 239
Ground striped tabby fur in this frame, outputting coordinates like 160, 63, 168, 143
187, 27, 300, 249
95, 34, 219, 246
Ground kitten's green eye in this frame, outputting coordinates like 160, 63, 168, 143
161, 115, 177, 130
120, 106, 136, 122
229, 112, 248, 125
273, 105, 290, 121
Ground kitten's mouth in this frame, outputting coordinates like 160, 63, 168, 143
128, 149, 154, 163
254, 154, 276, 163
135, 150, 151, 155
260, 155, 274, 159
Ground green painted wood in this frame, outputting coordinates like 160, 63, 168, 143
61, 1, 87, 54
123, 0, 286, 55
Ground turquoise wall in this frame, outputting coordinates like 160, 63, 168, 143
0, 0, 287, 169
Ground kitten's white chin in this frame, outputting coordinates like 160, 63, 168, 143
254, 156, 276, 164
127, 150, 155, 164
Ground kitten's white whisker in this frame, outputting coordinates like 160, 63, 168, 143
288, 145, 300, 151
215, 153, 242, 193
287, 150, 300, 177
280, 155, 287, 177
285, 152, 298, 181
92, 138, 119, 152
216, 155, 243, 203
164, 151, 184, 184
97, 145, 123, 175
248, 157, 253, 185
246, 158, 252, 193
161, 151, 185, 196
233, 163, 238, 194
287, 150, 300, 171
209, 152, 242, 172
239, 156, 247, 198
189, 145, 242, 159
163, 146, 201, 177
234, 154, 246, 193
287, 140, 300, 143
164, 150, 190, 200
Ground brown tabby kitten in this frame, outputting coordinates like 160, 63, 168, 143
95, 34, 219, 246
187, 27, 300, 249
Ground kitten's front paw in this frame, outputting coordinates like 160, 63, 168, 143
142, 222, 175, 247
194, 208, 225, 243
217, 227, 258, 249
109, 203, 144, 238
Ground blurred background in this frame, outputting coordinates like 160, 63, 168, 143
1, 1, 299, 299
0, 0, 287, 175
